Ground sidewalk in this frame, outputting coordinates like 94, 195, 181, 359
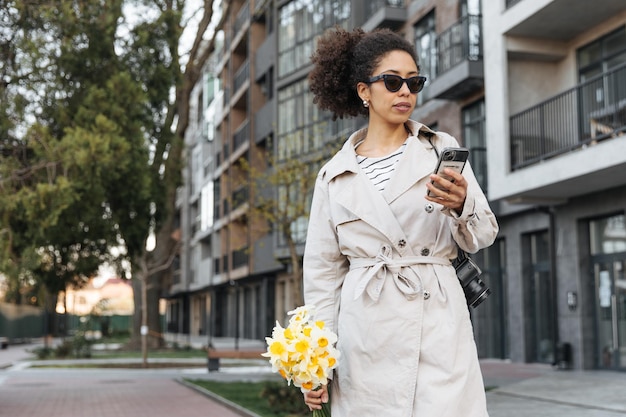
2, 339, 625, 416
481, 360, 626, 417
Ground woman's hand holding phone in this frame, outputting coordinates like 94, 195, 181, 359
425, 147, 469, 212
426, 168, 467, 212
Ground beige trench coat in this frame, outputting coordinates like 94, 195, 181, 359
303, 120, 498, 417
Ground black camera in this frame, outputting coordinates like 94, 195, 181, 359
453, 253, 491, 308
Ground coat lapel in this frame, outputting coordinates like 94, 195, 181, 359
382, 122, 439, 204
326, 132, 407, 245
325, 121, 439, 247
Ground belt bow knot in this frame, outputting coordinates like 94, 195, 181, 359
351, 245, 448, 302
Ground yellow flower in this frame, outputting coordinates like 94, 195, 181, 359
264, 305, 340, 394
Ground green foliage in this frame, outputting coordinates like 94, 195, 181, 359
260, 381, 310, 415
32, 345, 55, 360
45, 333, 93, 359
186, 380, 309, 417
0, 1, 152, 300
0, 0, 222, 342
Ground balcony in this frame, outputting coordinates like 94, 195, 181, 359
233, 119, 250, 152
232, 247, 249, 270
503, 0, 625, 41
231, 185, 249, 210
361, 0, 406, 32
233, 59, 250, 96
233, 0, 250, 36
492, 63, 626, 202
428, 15, 483, 100
510, 63, 626, 170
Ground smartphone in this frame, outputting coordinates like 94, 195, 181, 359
427, 147, 469, 197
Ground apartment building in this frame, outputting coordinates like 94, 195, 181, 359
165, 0, 626, 371
482, 0, 626, 370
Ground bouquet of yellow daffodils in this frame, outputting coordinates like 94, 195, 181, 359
263, 305, 339, 417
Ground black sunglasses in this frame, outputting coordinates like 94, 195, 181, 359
365, 74, 427, 93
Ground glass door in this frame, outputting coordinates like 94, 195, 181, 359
590, 214, 626, 370
594, 258, 626, 369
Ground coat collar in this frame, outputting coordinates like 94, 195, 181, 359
322, 120, 440, 251
323, 120, 439, 193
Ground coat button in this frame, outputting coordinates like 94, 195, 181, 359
424, 203, 434, 213
398, 239, 406, 248
423, 290, 430, 300
421, 248, 430, 256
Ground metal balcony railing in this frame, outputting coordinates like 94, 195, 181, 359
233, 119, 249, 151
232, 247, 249, 269
434, 15, 482, 78
231, 185, 249, 209
364, 0, 404, 23
233, 59, 249, 94
233, 0, 250, 36
510, 63, 626, 170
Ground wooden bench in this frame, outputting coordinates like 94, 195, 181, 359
206, 348, 266, 371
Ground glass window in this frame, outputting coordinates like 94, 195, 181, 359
414, 11, 436, 104
201, 182, 214, 231
277, 77, 349, 160
278, 0, 351, 78
462, 100, 487, 192
276, 76, 349, 248
522, 230, 555, 364
461, 0, 481, 16
474, 238, 509, 360
590, 214, 626, 255
578, 26, 626, 81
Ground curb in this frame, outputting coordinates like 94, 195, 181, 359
176, 378, 263, 417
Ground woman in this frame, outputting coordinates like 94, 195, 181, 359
302, 27, 498, 416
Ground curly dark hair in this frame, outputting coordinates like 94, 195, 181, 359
309, 26, 419, 120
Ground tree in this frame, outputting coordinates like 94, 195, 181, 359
0, 1, 141, 325
0, 0, 229, 348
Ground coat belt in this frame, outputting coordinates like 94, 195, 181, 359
349, 245, 450, 301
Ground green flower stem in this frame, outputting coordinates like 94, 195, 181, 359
312, 401, 331, 417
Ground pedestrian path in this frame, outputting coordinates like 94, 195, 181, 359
0, 371, 246, 417
481, 360, 626, 417
1, 339, 625, 417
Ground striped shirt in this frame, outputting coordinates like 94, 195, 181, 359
356, 141, 407, 192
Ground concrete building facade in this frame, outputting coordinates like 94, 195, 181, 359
165, 0, 626, 371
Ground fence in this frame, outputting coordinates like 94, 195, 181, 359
0, 302, 132, 342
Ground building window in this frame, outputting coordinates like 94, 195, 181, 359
212, 179, 220, 221
577, 26, 626, 82
590, 214, 626, 255
461, 0, 482, 60
577, 27, 626, 140
276, 76, 349, 249
277, 77, 349, 161
414, 11, 436, 104
201, 182, 214, 231
462, 100, 487, 192
522, 230, 555, 364
474, 238, 508, 360
460, 0, 480, 17
278, 183, 309, 246
278, 0, 351, 78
